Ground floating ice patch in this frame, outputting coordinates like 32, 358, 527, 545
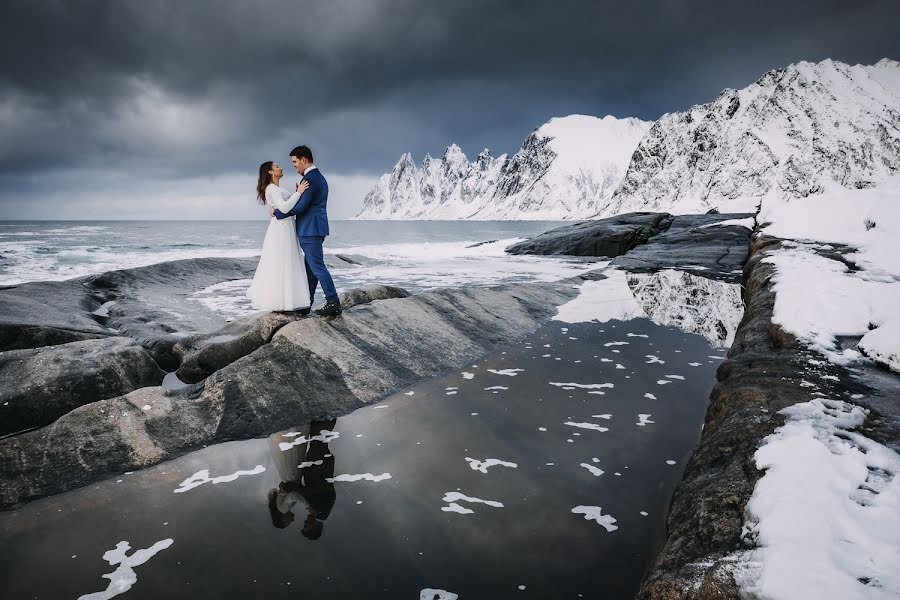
591, 414, 612, 420
420, 590, 459, 600
461, 372, 474, 379
440, 491, 504, 515
484, 386, 508, 391
446, 391, 457, 396
174, 465, 265, 493
627, 333, 649, 338
600, 358, 613, 363
405, 391, 415, 395
665, 460, 676, 465
645, 355, 665, 364
564, 421, 609, 433
554, 270, 647, 323
572, 506, 618, 532
656, 380, 670, 385
278, 430, 340, 451
465, 457, 518, 474
665, 374, 685, 380
327, 473, 392, 483
298, 460, 324, 469
636, 414, 654, 426
373, 405, 389, 409
77, 539, 174, 600
688, 362, 701, 367
604, 341, 629, 347
580, 463, 605, 477
615, 364, 625, 369
644, 393, 657, 400
487, 368, 524, 376
445, 387, 458, 391
549, 382, 614, 390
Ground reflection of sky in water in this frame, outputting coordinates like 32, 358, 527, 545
0, 319, 728, 599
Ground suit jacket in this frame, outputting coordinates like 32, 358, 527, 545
273, 167, 330, 237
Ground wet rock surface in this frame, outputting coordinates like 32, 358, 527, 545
612, 214, 755, 283
505, 212, 673, 257
0, 279, 579, 509
635, 235, 897, 600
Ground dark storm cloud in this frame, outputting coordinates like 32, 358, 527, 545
1, 0, 899, 200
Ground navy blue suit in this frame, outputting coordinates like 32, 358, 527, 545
273, 167, 338, 303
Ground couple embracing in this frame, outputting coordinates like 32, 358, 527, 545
247, 145, 342, 317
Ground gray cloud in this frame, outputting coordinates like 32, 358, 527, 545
1, 0, 898, 217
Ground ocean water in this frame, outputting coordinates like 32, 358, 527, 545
0, 220, 588, 289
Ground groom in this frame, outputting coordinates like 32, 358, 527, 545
269, 145, 341, 317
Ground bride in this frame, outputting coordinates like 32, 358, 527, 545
246, 161, 311, 311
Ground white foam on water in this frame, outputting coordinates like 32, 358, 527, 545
580, 463, 605, 477
77, 539, 174, 600
278, 430, 340, 451
549, 382, 614, 390
564, 421, 609, 433
465, 457, 518, 474
637, 414, 655, 426
487, 368, 524, 376
440, 491, 504, 514
327, 473, 392, 483
420, 589, 459, 600
572, 506, 619, 532
174, 465, 265, 493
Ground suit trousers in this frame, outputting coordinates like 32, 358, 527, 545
299, 236, 338, 304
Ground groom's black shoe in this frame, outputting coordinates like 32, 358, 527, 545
314, 300, 342, 317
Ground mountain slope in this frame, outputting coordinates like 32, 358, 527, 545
356, 115, 651, 220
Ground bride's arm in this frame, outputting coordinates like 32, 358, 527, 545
269, 181, 310, 213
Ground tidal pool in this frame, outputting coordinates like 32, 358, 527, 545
0, 318, 724, 599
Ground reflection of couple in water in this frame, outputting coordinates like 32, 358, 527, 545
267, 419, 337, 540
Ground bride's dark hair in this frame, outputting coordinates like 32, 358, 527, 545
256, 161, 274, 204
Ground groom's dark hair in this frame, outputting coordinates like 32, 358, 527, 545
290, 145, 314, 163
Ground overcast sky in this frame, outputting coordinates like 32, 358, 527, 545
1, 0, 898, 220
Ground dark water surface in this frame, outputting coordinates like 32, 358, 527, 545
0, 318, 724, 599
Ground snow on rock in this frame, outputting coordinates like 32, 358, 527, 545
77, 539, 174, 600
607, 58, 900, 216
736, 398, 900, 599
356, 115, 651, 220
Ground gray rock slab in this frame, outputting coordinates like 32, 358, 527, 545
0, 278, 581, 509
505, 212, 673, 257
0, 338, 166, 437
173, 284, 411, 384
612, 213, 755, 283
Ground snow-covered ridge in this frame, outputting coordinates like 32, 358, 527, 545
356, 115, 651, 220
606, 58, 900, 216
358, 58, 899, 220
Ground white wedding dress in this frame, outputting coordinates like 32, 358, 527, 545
246, 183, 311, 311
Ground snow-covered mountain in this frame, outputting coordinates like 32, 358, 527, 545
356, 115, 651, 220
604, 58, 900, 216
